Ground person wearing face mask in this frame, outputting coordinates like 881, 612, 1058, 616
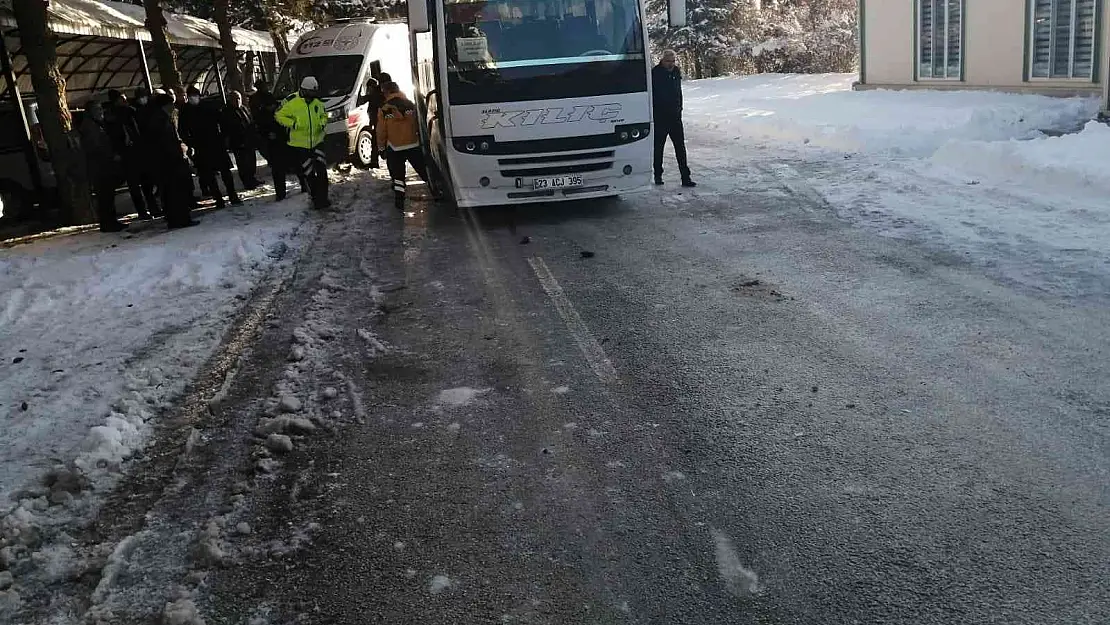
222, 90, 261, 190
78, 101, 127, 232
105, 89, 161, 220
251, 79, 308, 200
130, 87, 163, 207
179, 86, 242, 208
147, 93, 199, 229
275, 76, 331, 210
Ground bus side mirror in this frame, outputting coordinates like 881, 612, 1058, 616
668, 0, 686, 27
409, 0, 430, 33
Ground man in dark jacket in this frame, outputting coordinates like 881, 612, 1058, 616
148, 93, 199, 229
364, 72, 390, 169
250, 79, 307, 200
651, 50, 695, 188
223, 90, 261, 190
105, 89, 161, 218
130, 87, 164, 210
79, 101, 127, 232
179, 86, 241, 208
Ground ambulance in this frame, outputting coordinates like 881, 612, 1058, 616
274, 20, 413, 167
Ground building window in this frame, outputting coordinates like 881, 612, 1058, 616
918, 0, 963, 79
1031, 0, 1098, 79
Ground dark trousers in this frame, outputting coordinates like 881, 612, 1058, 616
93, 175, 120, 229
653, 116, 690, 180
385, 147, 428, 208
161, 170, 195, 228
292, 145, 329, 208
268, 140, 309, 200
368, 118, 380, 167
233, 147, 260, 188
195, 151, 240, 207
123, 154, 160, 216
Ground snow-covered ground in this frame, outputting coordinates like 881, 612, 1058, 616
682, 73, 1110, 297
684, 73, 1101, 158
0, 199, 308, 518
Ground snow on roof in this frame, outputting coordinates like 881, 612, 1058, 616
0, 0, 275, 52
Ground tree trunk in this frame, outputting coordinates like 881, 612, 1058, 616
142, 0, 183, 98
243, 50, 257, 91
213, 0, 243, 94
269, 25, 289, 65
11, 0, 94, 225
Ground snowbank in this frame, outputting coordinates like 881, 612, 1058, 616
931, 120, 1110, 193
684, 73, 1100, 157
0, 203, 307, 512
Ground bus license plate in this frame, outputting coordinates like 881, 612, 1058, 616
532, 175, 584, 190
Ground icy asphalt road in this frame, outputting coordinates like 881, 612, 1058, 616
187, 145, 1110, 625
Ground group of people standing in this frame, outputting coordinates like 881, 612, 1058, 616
76, 76, 338, 233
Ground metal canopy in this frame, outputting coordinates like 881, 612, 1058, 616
0, 0, 276, 104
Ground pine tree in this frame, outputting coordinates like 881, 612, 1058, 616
649, 0, 738, 78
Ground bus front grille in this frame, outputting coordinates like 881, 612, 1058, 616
500, 161, 613, 178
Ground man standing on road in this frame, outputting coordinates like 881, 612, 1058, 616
652, 50, 695, 188
105, 89, 160, 219
148, 93, 199, 229
130, 87, 164, 214
377, 81, 429, 210
223, 90, 261, 190
364, 72, 391, 169
251, 80, 307, 200
276, 76, 331, 210
78, 101, 127, 233
180, 86, 242, 208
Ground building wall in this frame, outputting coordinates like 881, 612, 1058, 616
859, 0, 1109, 107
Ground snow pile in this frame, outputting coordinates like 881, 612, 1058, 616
931, 120, 1110, 193
684, 73, 1100, 156
0, 204, 306, 515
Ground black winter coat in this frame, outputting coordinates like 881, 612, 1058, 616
179, 102, 232, 168
104, 104, 142, 158
145, 108, 191, 180
222, 104, 256, 151
78, 116, 117, 179
250, 90, 286, 142
652, 64, 683, 120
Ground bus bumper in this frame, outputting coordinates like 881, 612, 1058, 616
451, 168, 652, 208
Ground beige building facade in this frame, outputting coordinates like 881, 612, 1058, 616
857, 0, 1110, 114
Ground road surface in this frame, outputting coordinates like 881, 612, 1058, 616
29, 141, 1108, 624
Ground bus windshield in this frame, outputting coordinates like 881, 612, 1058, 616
274, 55, 364, 100
444, 0, 644, 68
443, 0, 647, 105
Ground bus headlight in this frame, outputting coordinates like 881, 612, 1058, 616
327, 108, 344, 122
453, 136, 496, 154
615, 123, 651, 142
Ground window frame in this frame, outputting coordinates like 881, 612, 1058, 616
1026, 0, 1103, 82
914, 0, 966, 81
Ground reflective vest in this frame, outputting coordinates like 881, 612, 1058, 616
377, 96, 420, 152
275, 95, 328, 149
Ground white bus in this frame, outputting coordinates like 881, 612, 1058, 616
407, 0, 685, 207
275, 20, 413, 168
